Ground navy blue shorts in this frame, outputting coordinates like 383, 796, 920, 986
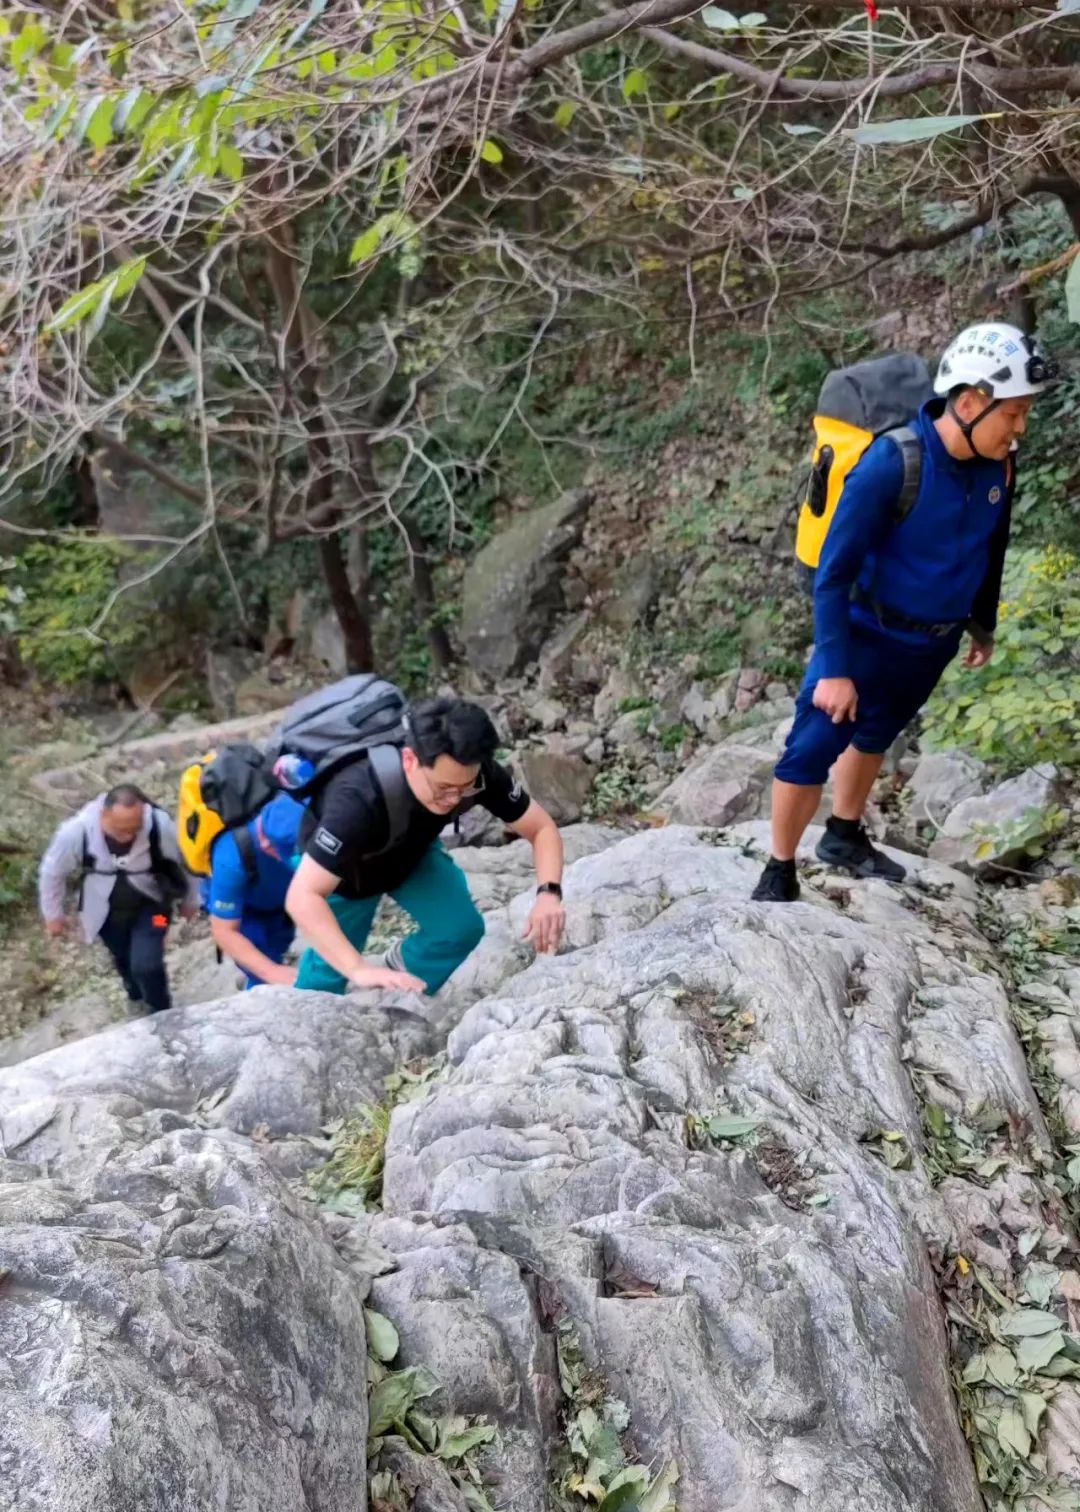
774, 621, 959, 787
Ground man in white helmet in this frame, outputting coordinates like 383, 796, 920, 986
753, 322, 1055, 902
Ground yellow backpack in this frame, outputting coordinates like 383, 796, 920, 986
177, 743, 276, 880
794, 353, 932, 593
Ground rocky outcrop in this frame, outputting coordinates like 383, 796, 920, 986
0, 992, 434, 1512
516, 748, 594, 824
460, 491, 591, 679
654, 740, 776, 825
3, 823, 1079, 1510
930, 763, 1060, 875
905, 749, 988, 823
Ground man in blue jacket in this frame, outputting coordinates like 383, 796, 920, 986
753, 322, 1056, 902
206, 790, 307, 986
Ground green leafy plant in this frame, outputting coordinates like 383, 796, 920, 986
12, 538, 144, 685
309, 1059, 443, 1212
687, 1109, 763, 1148
928, 547, 1080, 768
659, 722, 689, 752
967, 806, 1070, 868
550, 1319, 679, 1511
585, 754, 644, 819
366, 1307, 497, 1512
922, 1102, 1010, 1188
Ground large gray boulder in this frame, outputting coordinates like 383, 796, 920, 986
517, 747, 594, 824
654, 740, 775, 825
0, 989, 435, 1512
460, 491, 591, 679
3, 823, 1079, 1511
382, 826, 1049, 1512
930, 763, 1060, 875
906, 749, 988, 822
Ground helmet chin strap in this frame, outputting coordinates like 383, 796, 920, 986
947, 392, 1001, 461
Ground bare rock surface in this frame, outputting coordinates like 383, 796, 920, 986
3, 822, 1077, 1510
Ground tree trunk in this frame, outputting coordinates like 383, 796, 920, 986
262, 225, 376, 671
319, 532, 374, 671
403, 519, 454, 673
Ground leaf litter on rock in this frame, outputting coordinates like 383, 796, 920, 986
364, 1308, 499, 1509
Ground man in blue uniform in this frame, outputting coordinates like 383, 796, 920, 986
206, 791, 307, 986
753, 322, 1056, 902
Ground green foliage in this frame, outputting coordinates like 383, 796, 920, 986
550, 1319, 678, 1511
967, 806, 1069, 868
922, 1101, 1010, 1188
0, 831, 42, 943
12, 538, 162, 686
584, 754, 644, 819
847, 113, 990, 147
687, 1108, 762, 1147
366, 1308, 497, 1512
309, 1058, 442, 1212
0, 558, 26, 634
927, 547, 1080, 768
44, 256, 146, 339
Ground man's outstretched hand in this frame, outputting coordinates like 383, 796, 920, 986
812, 676, 858, 725
524, 892, 566, 954
349, 963, 426, 994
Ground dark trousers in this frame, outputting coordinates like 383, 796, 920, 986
98, 906, 172, 1014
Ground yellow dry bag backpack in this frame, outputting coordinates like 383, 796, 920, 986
177, 744, 277, 881
794, 353, 933, 594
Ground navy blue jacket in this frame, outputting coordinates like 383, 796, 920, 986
815, 400, 1011, 679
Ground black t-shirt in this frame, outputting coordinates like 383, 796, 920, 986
303, 754, 531, 899
103, 835, 147, 923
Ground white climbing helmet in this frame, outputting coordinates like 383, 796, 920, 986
934, 322, 1057, 400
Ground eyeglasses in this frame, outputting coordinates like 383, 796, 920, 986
425, 770, 486, 801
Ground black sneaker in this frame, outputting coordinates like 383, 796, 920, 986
815, 822, 906, 882
751, 858, 801, 903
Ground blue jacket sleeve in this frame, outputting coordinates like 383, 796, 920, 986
969, 496, 1012, 643
814, 438, 905, 679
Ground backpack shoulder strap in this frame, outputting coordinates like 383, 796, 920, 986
234, 824, 260, 888
146, 810, 191, 903
881, 424, 923, 524
77, 822, 94, 911
366, 744, 411, 857
148, 810, 164, 871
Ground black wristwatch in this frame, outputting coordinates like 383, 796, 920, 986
536, 882, 563, 900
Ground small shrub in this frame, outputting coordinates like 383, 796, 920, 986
584, 753, 643, 818
13, 538, 163, 687
927, 546, 1080, 768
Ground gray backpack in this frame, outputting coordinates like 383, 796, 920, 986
268, 674, 413, 855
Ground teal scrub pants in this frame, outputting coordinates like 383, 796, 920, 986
295, 843, 484, 995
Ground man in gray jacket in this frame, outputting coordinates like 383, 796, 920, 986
39, 784, 199, 1014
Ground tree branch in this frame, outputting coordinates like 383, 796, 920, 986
642, 25, 1080, 102
793, 0, 1056, 9
90, 429, 205, 507
789, 172, 1080, 257
505, 0, 707, 82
